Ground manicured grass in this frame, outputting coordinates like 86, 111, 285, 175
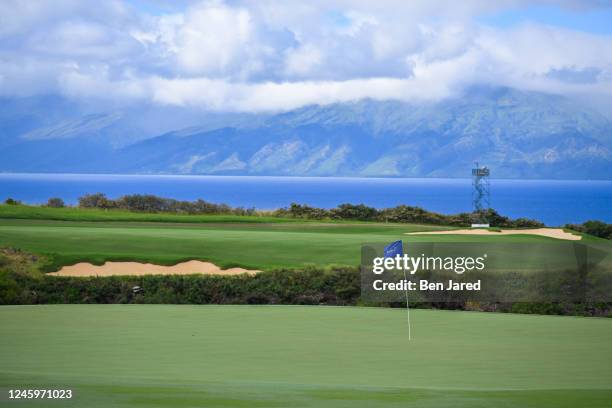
0, 218, 553, 271
1, 305, 611, 407
1, 204, 601, 271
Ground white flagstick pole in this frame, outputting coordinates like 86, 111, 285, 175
402, 268, 411, 341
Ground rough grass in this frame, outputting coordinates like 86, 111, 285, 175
0, 204, 297, 223
1, 305, 611, 408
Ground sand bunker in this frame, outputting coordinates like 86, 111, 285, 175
405, 228, 581, 241
49, 260, 260, 277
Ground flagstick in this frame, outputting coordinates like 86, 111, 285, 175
403, 268, 411, 341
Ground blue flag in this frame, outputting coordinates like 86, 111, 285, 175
384, 240, 403, 259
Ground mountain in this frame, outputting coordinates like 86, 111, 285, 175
0, 96, 262, 149
1, 87, 611, 179
0, 96, 262, 173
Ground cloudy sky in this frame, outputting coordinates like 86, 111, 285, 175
1, 0, 612, 112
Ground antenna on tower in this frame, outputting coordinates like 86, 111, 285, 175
471, 162, 490, 228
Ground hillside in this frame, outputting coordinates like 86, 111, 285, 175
1, 87, 611, 178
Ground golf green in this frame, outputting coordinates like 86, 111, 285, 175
1, 305, 611, 407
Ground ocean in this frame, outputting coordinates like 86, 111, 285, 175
0, 173, 610, 226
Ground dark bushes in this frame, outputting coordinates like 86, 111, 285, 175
75, 193, 545, 227
78, 193, 255, 215
46, 198, 65, 208
2, 265, 609, 317
276, 202, 544, 228
565, 220, 612, 240
0, 267, 361, 306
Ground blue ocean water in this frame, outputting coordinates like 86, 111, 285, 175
0, 173, 610, 226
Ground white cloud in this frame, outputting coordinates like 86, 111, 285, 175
169, 1, 255, 75
0, 0, 611, 112
149, 76, 453, 111
28, 20, 139, 59
284, 44, 322, 77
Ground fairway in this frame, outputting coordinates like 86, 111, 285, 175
0, 217, 561, 271
1, 305, 611, 407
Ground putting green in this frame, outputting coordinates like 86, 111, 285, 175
1, 305, 611, 407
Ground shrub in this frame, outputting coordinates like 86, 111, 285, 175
565, 220, 612, 240
331, 203, 378, 221
4, 198, 21, 205
46, 198, 65, 208
69, 193, 548, 227
1, 251, 609, 317
78, 193, 116, 209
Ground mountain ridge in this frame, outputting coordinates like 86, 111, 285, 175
1, 87, 611, 179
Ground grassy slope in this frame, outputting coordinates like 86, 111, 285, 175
0, 204, 587, 271
0, 216, 559, 270
1, 305, 611, 408
0, 204, 443, 269
0, 204, 299, 223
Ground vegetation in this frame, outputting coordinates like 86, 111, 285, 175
78, 193, 258, 216
45, 197, 65, 208
0, 262, 361, 306
0, 212, 558, 272
1, 245, 609, 316
0, 204, 609, 316
566, 220, 612, 240
72, 193, 544, 227
4, 198, 21, 205
277, 203, 544, 228
1, 305, 612, 408
0, 204, 296, 224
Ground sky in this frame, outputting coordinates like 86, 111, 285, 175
1, 0, 612, 112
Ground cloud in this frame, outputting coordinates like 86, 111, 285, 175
150, 76, 455, 111
1, 0, 611, 112
164, 2, 256, 76
546, 67, 601, 84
